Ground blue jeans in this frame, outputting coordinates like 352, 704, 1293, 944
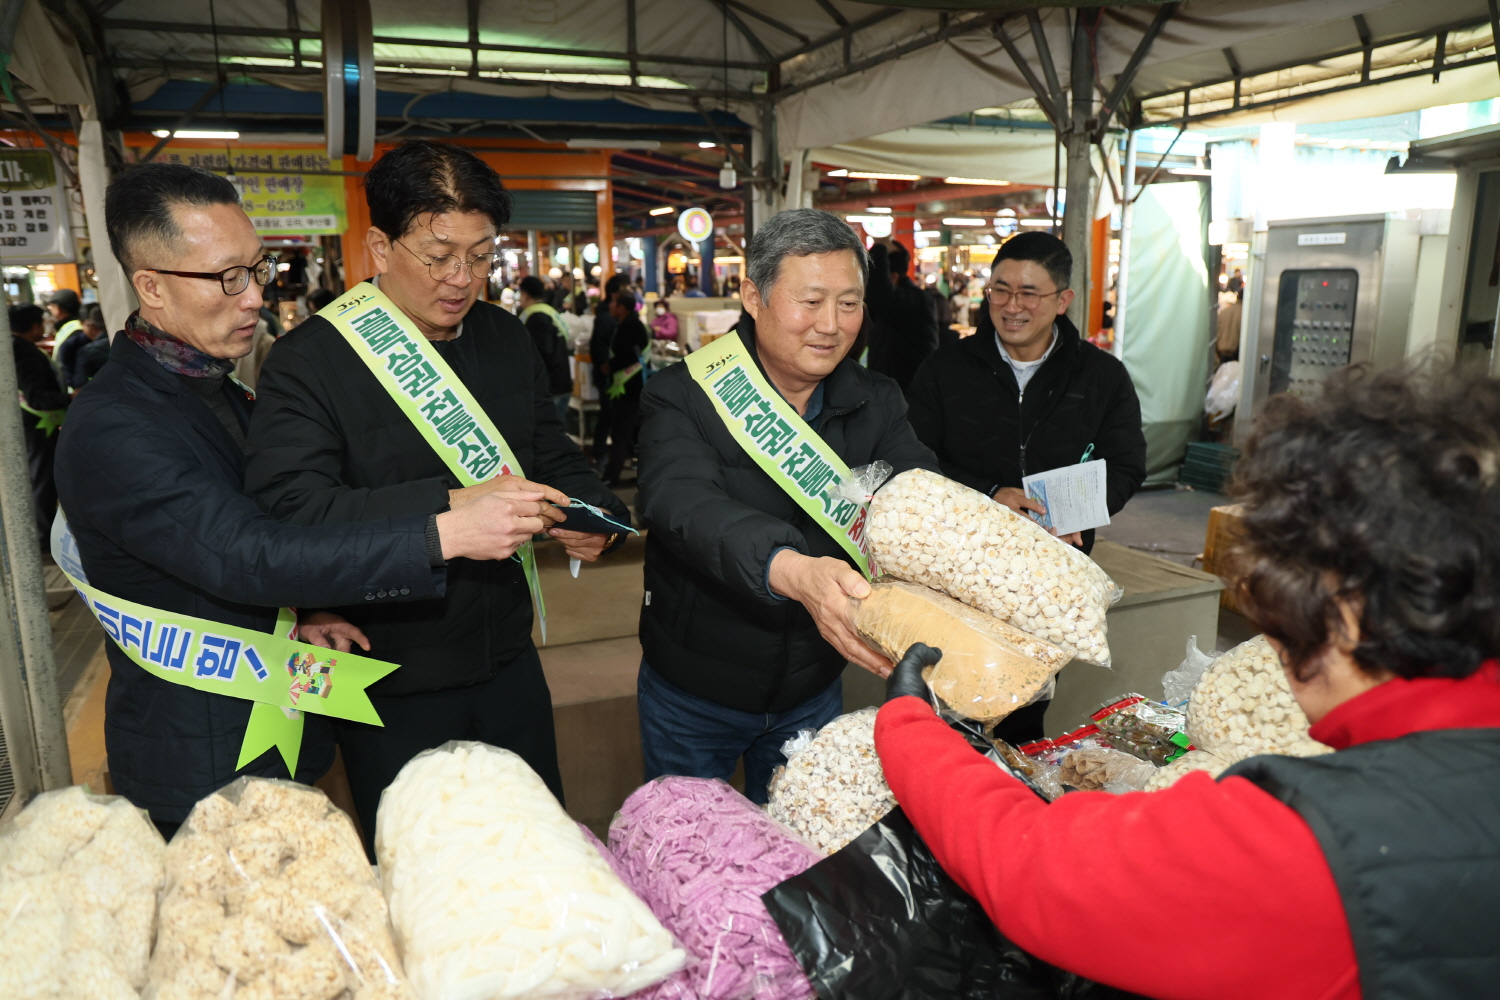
637, 660, 843, 805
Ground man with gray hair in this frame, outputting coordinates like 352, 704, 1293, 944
634, 208, 938, 802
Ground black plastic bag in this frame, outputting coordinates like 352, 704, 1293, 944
762, 808, 1149, 1000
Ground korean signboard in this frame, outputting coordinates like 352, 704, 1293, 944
160, 148, 347, 235
0, 149, 73, 264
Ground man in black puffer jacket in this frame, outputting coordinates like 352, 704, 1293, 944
906, 231, 1146, 744
636, 208, 938, 803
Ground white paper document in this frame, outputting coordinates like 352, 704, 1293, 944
1021, 459, 1110, 537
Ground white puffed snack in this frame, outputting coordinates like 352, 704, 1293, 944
1186, 636, 1333, 764
1141, 750, 1232, 791
376, 741, 686, 1000
149, 776, 410, 1000
867, 469, 1119, 667
0, 784, 165, 1000
767, 709, 894, 855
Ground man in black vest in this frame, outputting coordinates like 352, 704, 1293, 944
245, 140, 629, 840
11, 303, 69, 549
635, 208, 938, 803
905, 232, 1147, 744
55, 163, 546, 832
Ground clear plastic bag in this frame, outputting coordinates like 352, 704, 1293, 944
1161, 636, 1219, 709
609, 776, 821, 1000
147, 776, 407, 1000
1056, 748, 1157, 793
1088, 695, 1194, 766
833, 460, 893, 506
853, 581, 1067, 724
767, 709, 896, 855
1185, 636, 1333, 764
0, 784, 166, 1000
866, 470, 1120, 668
1205, 360, 1242, 421
377, 742, 686, 1000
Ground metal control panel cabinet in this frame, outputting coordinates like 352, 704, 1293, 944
1242, 214, 1419, 428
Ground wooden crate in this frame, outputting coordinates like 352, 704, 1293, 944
1201, 504, 1247, 614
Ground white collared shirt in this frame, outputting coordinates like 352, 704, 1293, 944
996, 324, 1057, 393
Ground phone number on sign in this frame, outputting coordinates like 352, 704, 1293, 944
252, 215, 339, 231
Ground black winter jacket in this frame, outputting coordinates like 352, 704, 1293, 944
637, 315, 939, 713
905, 313, 1146, 552
522, 307, 573, 396
245, 288, 629, 696
55, 333, 443, 822
865, 242, 938, 392
15, 335, 69, 445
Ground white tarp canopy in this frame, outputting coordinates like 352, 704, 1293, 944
84, 0, 1500, 153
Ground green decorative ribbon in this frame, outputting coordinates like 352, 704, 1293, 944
606, 362, 642, 399
684, 330, 873, 577
52, 513, 401, 776
320, 284, 549, 641
19, 399, 64, 436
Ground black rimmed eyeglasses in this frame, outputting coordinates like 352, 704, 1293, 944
144, 256, 279, 295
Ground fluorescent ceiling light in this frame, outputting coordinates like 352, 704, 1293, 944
1018, 218, 1055, 226
648, 206, 675, 216
944, 176, 1010, 186
865, 206, 892, 214
826, 169, 848, 177
152, 130, 239, 139
698, 141, 717, 148
845, 215, 890, 223
848, 171, 921, 181
567, 139, 661, 150
942, 218, 987, 226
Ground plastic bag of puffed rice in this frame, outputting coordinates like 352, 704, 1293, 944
767, 709, 896, 856
1184, 635, 1333, 765
867, 469, 1120, 667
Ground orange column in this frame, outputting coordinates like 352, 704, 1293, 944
596, 184, 615, 286
893, 214, 915, 260
1089, 214, 1108, 340
340, 155, 374, 287
53, 263, 80, 294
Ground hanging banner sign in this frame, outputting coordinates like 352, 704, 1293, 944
0, 148, 74, 264
159, 148, 347, 234
678, 207, 713, 244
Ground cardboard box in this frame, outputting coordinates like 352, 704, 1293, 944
1201, 503, 1247, 614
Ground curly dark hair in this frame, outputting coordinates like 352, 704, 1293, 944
1229, 365, 1500, 682
363, 139, 512, 239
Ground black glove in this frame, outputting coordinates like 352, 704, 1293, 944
884, 642, 942, 703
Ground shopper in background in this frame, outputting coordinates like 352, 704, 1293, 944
56, 162, 534, 833
601, 288, 649, 487
949, 272, 971, 327
245, 139, 630, 842
10, 303, 69, 549
864, 238, 938, 392
307, 287, 336, 315
649, 300, 679, 341
877, 367, 1500, 1000
635, 208, 938, 803
904, 231, 1145, 744
74, 304, 110, 383
518, 274, 576, 423
683, 274, 707, 298
46, 289, 86, 387
1216, 273, 1244, 364
589, 272, 627, 471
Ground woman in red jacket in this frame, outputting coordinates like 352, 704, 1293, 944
875, 368, 1500, 1000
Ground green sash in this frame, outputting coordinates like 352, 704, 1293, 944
52, 514, 399, 776
19, 398, 65, 436
320, 283, 549, 640
684, 331, 872, 576
520, 301, 570, 343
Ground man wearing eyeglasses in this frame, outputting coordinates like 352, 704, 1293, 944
904, 232, 1146, 742
53, 163, 548, 833
244, 140, 629, 841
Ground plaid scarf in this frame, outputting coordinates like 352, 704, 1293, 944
124, 312, 235, 379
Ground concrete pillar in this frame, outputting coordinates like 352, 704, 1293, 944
1062, 9, 1097, 330
643, 236, 658, 294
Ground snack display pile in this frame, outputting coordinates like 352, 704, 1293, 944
866, 469, 1119, 667
609, 776, 820, 1000
854, 582, 1066, 723
377, 742, 686, 1000
766, 709, 895, 855
0, 785, 165, 1000
150, 777, 406, 1000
